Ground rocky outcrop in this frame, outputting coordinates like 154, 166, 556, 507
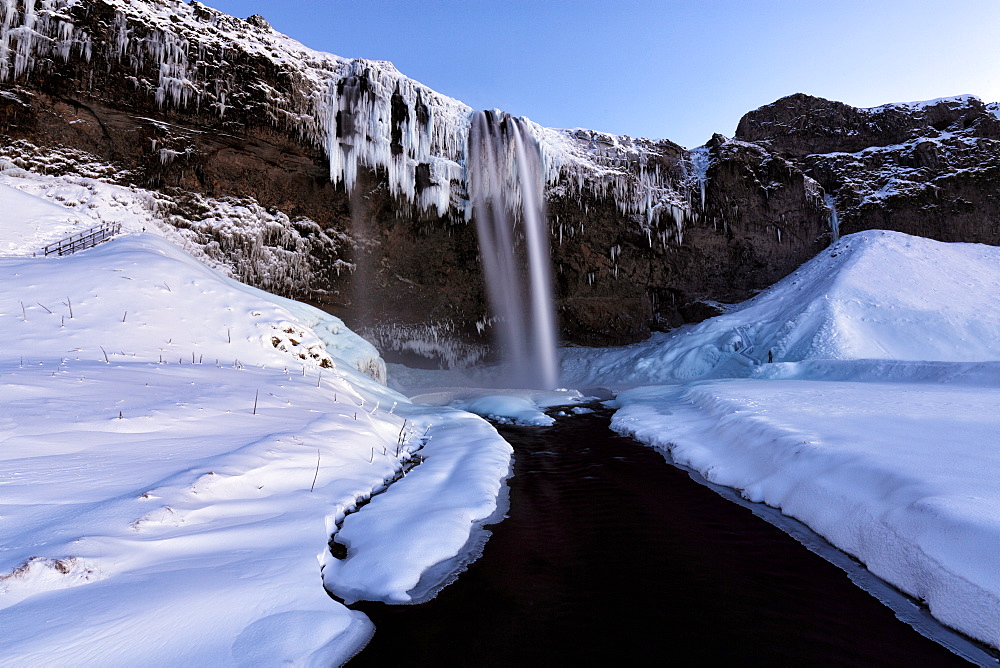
547, 133, 830, 344
0, 1, 996, 364
737, 93, 1000, 245
736, 93, 1000, 156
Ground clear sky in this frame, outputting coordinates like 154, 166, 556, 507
206, 0, 1000, 149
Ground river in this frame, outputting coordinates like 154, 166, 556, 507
349, 405, 970, 665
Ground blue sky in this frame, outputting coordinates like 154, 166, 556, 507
207, 0, 1000, 148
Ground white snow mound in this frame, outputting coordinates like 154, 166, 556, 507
563, 230, 1000, 386
0, 181, 512, 665
0, 182, 91, 254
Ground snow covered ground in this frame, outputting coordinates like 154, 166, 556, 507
558, 230, 1000, 655
4, 154, 1000, 664
0, 188, 511, 664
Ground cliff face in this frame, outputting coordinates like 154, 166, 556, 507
737, 93, 1000, 245
1, 1, 996, 364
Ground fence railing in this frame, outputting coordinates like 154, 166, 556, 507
43, 222, 122, 257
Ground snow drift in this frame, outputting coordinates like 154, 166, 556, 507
0, 186, 513, 664
563, 230, 1000, 387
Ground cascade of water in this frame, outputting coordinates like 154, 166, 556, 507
468, 110, 558, 390
824, 193, 841, 242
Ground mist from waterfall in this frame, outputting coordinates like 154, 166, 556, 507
468, 111, 559, 390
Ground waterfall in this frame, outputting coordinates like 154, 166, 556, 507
468, 110, 559, 390
824, 193, 841, 242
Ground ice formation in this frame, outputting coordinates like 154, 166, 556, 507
688, 146, 711, 211
0, 0, 698, 237
0, 139, 352, 301
0, 0, 93, 81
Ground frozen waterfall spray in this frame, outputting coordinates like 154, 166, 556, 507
468, 111, 559, 389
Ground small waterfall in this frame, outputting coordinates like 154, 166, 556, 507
824, 193, 841, 242
468, 110, 559, 390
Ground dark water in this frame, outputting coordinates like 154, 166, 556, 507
350, 408, 969, 666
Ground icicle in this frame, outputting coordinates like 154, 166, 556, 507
0, 0, 701, 227
689, 146, 710, 210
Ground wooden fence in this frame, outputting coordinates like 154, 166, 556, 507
43, 222, 122, 257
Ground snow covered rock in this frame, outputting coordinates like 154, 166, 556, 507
738, 93, 1000, 247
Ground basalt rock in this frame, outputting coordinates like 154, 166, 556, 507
737, 93, 1000, 246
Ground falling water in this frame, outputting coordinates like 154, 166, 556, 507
468, 111, 559, 390
825, 193, 841, 242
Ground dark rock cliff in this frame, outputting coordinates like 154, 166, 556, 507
737, 93, 1000, 245
0, 1, 996, 365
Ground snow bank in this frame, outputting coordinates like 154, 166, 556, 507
0, 190, 512, 663
323, 406, 512, 603
0, 361, 378, 666
562, 230, 1000, 388
2, 229, 376, 380
586, 229, 1000, 654
0, 182, 90, 253
611, 379, 1000, 652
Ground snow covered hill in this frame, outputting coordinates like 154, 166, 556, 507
0, 186, 512, 664
563, 230, 1000, 386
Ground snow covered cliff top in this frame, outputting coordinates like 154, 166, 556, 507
0, 0, 695, 227
865, 93, 985, 112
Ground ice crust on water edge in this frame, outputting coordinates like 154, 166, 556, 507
0, 0, 699, 236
